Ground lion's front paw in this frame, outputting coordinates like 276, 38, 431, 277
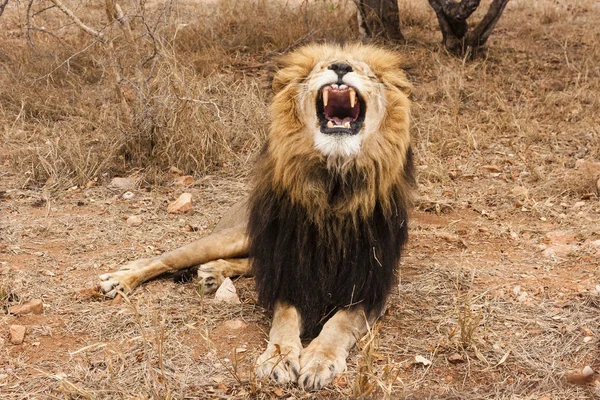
298, 342, 346, 391
98, 258, 154, 298
197, 260, 227, 293
255, 342, 301, 384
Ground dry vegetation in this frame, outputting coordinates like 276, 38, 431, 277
1, 0, 600, 399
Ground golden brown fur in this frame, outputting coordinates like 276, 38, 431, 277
264, 44, 412, 220
98, 43, 413, 391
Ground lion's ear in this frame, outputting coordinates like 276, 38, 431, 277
270, 44, 324, 94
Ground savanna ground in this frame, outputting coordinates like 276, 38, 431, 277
1, 0, 600, 398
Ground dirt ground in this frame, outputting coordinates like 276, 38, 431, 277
2, 0, 600, 399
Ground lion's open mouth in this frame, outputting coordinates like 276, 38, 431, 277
317, 84, 365, 135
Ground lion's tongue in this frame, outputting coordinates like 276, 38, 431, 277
324, 89, 359, 125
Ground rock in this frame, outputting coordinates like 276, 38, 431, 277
481, 165, 502, 173
168, 193, 193, 214
126, 215, 143, 227
109, 177, 138, 190
9, 325, 26, 344
122, 191, 135, 200
214, 278, 241, 304
8, 299, 43, 315
448, 353, 464, 364
516, 291, 531, 303
222, 319, 247, 330
169, 166, 184, 175
414, 355, 432, 366
543, 244, 575, 258
545, 231, 576, 246
174, 175, 194, 186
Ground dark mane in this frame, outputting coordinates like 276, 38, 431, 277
248, 147, 414, 336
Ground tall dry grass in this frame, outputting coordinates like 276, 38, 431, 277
0, 0, 357, 187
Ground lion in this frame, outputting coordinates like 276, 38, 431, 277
98, 43, 413, 391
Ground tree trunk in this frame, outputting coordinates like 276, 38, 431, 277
356, 0, 403, 42
428, 0, 510, 56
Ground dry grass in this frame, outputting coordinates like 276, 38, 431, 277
0, 0, 356, 188
2, 0, 600, 399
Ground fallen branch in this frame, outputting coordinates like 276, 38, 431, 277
47, 0, 106, 42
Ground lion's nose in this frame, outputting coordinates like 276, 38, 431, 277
328, 62, 353, 77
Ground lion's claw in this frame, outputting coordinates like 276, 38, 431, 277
298, 344, 346, 391
197, 261, 227, 293
255, 343, 302, 384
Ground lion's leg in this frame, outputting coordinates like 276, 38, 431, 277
255, 302, 303, 384
99, 225, 248, 298
198, 258, 251, 293
298, 307, 374, 391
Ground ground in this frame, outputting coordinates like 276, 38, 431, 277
1, 0, 600, 399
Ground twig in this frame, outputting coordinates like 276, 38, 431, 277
34, 39, 99, 82
48, 0, 106, 43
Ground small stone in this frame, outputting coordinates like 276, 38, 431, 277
582, 365, 595, 377
174, 175, 194, 186
414, 355, 432, 366
222, 319, 247, 330
214, 278, 241, 304
122, 191, 135, 200
169, 166, 184, 175
41, 270, 56, 277
481, 165, 502, 173
8, 299, 43, 315
168, 193, 193, 214
109, 177, 138, 190
448, 353, 464, 364
517, 292, 531, 303
9, 325, 26, 344
543, 244, 575, 258
581, 327, 594, 336
126, 215, 143, 227
583, 336, 593, 343
545, 231, 576, 246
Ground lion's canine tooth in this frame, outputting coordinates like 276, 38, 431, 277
349, 89, 356, 108
327, 120, 334, 128
323, 88, 329, 107
344, 122, 351, 129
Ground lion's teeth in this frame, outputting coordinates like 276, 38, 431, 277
322, 88, 329, 107
349, 89, 356, 108
327, 120, 334, 128
344, 122, 351, 129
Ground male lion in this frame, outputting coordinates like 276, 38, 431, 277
99, 43, 413, 390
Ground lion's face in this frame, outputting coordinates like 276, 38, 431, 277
271, 44, 411, 159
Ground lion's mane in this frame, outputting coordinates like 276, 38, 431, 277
248, 44, 414, 335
